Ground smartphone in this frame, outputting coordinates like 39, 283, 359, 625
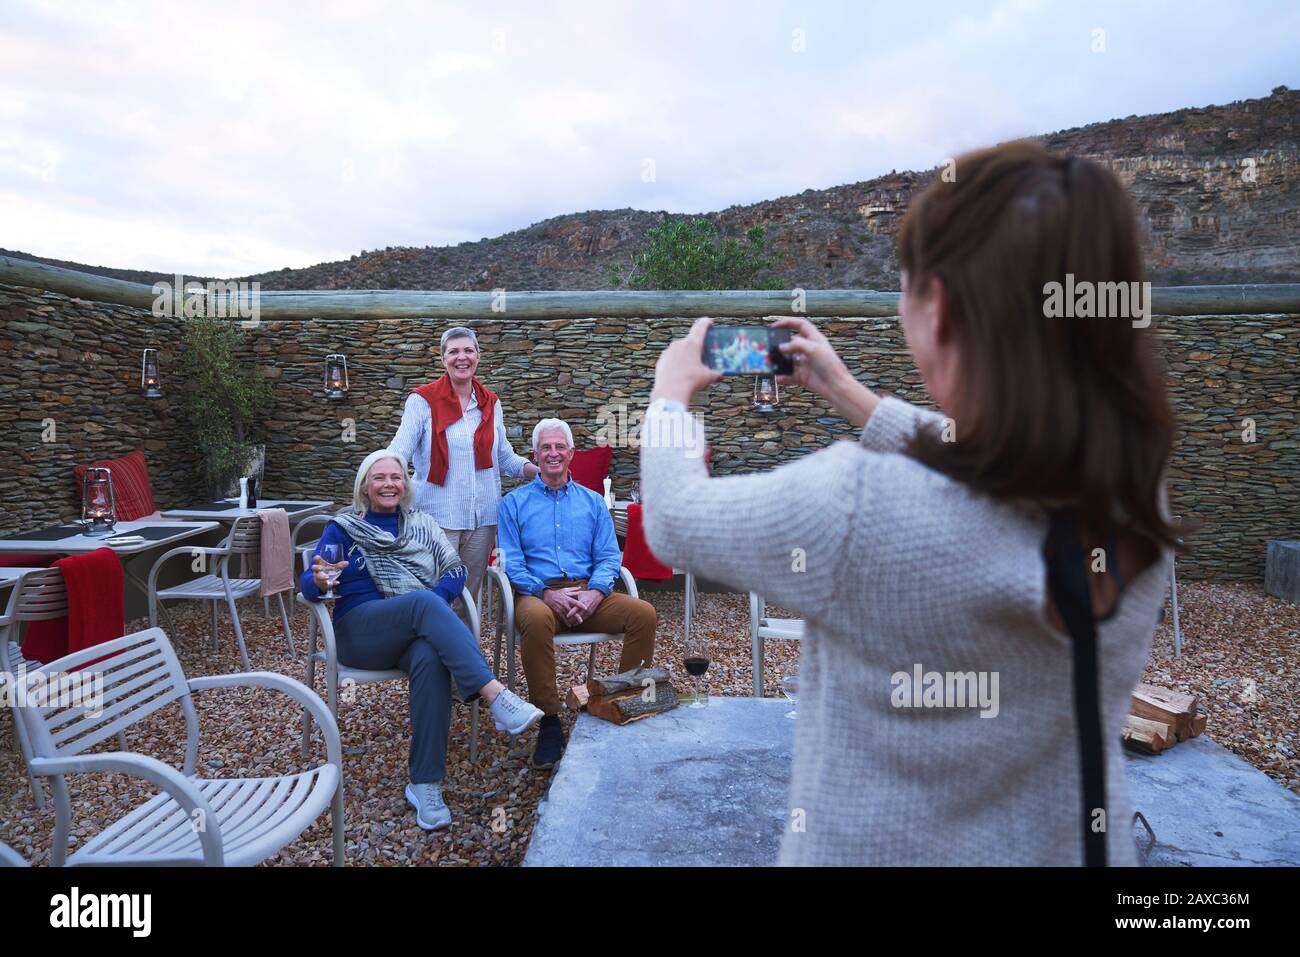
702, 326, 794, 376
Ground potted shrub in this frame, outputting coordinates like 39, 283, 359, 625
176, 313, 273, 498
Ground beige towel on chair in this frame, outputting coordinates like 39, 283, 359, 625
258, 508, 293, 597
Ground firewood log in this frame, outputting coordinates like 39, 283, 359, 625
586, 666, 672, 697
587, 684, 680, 725
565, 684, 590, 711
1122, 714, 1174, 754
1132, 683, 1198, 741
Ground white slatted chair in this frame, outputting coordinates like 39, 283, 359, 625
15, 627, 344, 867
0, 567, 128, 809
749, 592, 805, 697
484, 564, 640, 692
299, 587, 484, 764
147, 515, 296, 671
0, 841, 27, 867
291, 514, 333, 611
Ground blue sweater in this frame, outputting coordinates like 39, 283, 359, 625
299, 510, 465, 622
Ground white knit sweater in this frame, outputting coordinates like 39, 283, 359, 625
640, 395, 1171, 866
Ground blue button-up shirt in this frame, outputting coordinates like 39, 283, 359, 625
498, 475, 622, 597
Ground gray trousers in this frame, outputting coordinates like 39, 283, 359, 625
335, 591, 495, 783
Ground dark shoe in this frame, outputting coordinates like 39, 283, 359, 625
532, 715, 564, 769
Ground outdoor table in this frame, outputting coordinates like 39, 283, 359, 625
0, 520, 220, 604
161, 499, 333, 523
525, 697, 796, 866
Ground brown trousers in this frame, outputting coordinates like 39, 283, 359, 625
514, 579, 657, 715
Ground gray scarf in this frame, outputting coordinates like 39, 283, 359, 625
333, 508, 464, 598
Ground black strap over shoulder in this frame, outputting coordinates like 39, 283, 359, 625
1044, 508, 1108, 867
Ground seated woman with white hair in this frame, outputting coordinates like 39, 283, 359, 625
301, 448, 543, 830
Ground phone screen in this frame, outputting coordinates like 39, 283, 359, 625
702, 326, 792, 376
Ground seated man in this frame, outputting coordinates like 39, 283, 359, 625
498, 417, 657, 769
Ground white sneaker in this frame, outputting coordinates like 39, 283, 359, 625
491, 688, 544, 735
405, 781, 452, 830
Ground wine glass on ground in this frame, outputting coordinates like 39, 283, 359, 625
782, 671, 799, 720
682, 634, 710, 709
320, 543, 343, 600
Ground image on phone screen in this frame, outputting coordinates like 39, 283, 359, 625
702, 326, 792, 376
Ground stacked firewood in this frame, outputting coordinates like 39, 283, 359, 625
1121, 683, 1207, 755
565, 666, 679, 724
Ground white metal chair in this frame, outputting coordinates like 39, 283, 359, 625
749, 592, 805, 697
299, 587, 484, 764
0, 567, 128, 809
0, 841, 28, 867
14, 626, 344, 866
484, 564, 640, 692
147, 515, 296, 671
291, 514, 333, 611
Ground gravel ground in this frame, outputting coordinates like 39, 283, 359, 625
1143, 581, 1299, 796
0, 581, 1293, 865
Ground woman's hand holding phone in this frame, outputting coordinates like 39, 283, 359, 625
773, 317, 880, 428
650, 315, 879, 427
650, 317, 724, 405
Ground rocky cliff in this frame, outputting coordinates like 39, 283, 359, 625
5, 86, 1296, 290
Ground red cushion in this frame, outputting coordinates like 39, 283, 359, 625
73, 448, 157, 522
569, 447, 612, 495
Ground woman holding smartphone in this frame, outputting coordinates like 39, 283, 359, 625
640, 142, 1179, 866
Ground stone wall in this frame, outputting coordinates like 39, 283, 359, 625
0, 283, 202, 532
2, 281, 1296, 580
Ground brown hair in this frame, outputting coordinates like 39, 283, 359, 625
898, 141, 1180, 550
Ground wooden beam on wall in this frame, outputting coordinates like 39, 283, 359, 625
3, 253, 1299, 320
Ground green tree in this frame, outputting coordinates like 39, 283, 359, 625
175, 314, 273, 491
608, 218, 784, 290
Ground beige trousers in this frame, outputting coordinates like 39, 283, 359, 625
440, 524, 497, 612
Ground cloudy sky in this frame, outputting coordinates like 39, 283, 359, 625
1, 0, 1296, 277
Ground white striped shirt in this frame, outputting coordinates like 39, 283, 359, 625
388, 390, 530, 529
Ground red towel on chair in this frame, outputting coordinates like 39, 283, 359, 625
18, 549, 124, 664
622, 503, 673, 581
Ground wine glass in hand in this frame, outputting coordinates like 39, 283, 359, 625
682, 633, 710, 709
319, 544, 344, 599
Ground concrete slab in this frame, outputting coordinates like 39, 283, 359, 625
1127, 735, 1300, 866
524, 697, 794, 866
525, 696, 1300, 867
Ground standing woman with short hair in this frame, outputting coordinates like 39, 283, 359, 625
389, 327, 540, 606
641, 142, 1181, 866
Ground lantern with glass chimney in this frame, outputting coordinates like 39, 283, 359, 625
79, 467, 117, 537
753, 374, 780, 413
140, 348, 162, 398
324, 354, 349, 400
